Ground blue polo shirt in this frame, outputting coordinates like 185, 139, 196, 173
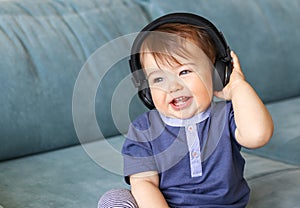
122, 101, 250, 207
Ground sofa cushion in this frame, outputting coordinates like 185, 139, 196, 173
0, 136, 299, 208
0, 139, 126, 208
0, 0, 148, 161
243, 153, 300, 208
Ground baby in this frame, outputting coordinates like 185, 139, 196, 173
99, 13, 273, 208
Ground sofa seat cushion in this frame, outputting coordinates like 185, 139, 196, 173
247, 169, 300, 208
243, 153, 300, 208
0, 136, 299, 208
0, 138, 126, 208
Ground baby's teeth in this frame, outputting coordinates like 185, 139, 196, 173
175, 97, 185, 102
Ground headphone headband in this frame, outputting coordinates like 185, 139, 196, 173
129, 12, 232, 109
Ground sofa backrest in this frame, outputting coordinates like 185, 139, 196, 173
0, 0, 148, 161
1, 0, 300, 161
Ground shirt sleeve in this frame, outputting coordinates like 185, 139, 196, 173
122, 120, 158, 184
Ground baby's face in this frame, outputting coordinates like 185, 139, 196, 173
143, 42, 213, 119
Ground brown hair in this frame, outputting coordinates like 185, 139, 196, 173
140, 23, 217, 68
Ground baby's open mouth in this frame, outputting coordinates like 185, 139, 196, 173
171, 96, 191, 106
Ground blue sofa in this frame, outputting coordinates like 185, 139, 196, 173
1, 0, 300, 207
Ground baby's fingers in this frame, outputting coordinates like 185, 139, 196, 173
230, 51, 245, 80
230, 51, 242, 72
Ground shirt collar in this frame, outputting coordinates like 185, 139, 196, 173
159, 105, 211, 127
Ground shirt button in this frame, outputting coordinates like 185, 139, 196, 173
188, 126, 193, 131
191, 150, 199, 159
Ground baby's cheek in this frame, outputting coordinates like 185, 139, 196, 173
150, 89, 165, 106
200, 75, 213, 96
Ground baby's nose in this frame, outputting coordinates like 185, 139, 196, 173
167, 77, 184, 93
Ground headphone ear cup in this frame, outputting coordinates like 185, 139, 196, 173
213, 60, 226, 91
213, 60, 232, 91
138, 88, 155, 110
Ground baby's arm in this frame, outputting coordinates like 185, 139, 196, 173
130, 171, 169, 208
214, 51, 274, 149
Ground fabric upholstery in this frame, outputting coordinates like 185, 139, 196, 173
0, 0, 148, 160
0, 0, 300, 207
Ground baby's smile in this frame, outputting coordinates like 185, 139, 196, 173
170, 96, 193, 110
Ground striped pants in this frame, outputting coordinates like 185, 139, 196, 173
98, 189, 138, 208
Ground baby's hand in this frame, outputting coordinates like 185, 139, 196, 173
214, 51, 247, 100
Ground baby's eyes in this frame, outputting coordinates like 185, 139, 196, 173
148, 68, 193, 85
153, 77, 164, 83
179, 69, 192, 76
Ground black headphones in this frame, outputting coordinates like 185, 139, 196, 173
129, 12, 232, 109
